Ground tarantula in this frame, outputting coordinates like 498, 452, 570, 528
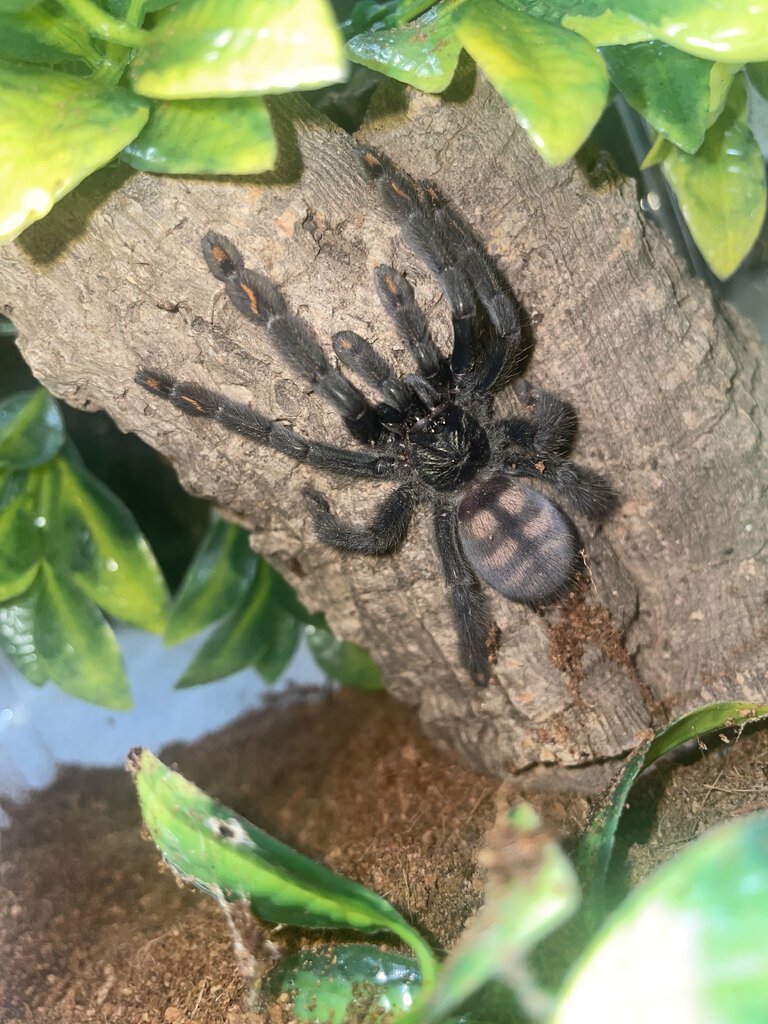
137, 148, 617, 686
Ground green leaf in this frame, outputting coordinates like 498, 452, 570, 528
0, 390, 65, 469
347, 1, 462, 93
131, 0, 348, 99
121, 96, 277, 174
749, 62, 768, 100
0, 62, 149, 242
0, 563, 132, 707
454, 0, 609, 165
165, 518, 258, 645
129, 749, 438, 986
263, 944, 423, 1023
0, 489, 41, 601
0, 8, 101, 65
600, 41, 719, 153
556, 812, 768, 1024
176, 559, 288, 687
420, 803, 579, 1023
662, 75, 767, 278
45, 456, 169, 633
563, 1, 768, 64
306, 619, 383, 690
0, 0, 45, 12
252, 608, 301, 684
577, 701, 768, 923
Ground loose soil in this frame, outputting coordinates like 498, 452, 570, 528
2, 686, 767, 1024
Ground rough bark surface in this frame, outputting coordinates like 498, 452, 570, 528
2, 72, 766, 782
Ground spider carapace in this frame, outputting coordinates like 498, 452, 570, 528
137, 148, 618, 686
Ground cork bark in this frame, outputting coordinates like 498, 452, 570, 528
3, 70, 766, 783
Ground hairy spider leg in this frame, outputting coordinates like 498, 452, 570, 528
135, 369, 397, 479
371, 265, 449, 389
433, 501, 499, 687
501, 387, 578, 458
303, 484, 416, 554
360, 149, 478, 385
503, 452, 618, 521
419, 182, 527, 393
331, 330, 413, 419
202, 232, 384, 445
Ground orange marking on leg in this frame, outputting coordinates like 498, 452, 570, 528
239, 282, 259, 314
180, 395, 206, 413
210, 244, 228, 267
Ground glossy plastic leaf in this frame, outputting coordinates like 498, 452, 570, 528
0, 63, 148, 242
600, 41, 717, 153
662, 75, 767, 279
176, 559, 288, 687
0, 490, 41, 601
420, 803, 579, 1023
454, 1, 609, 165
556, 812, 768, 1024
43, 457, 169, 633
564, 2, 768, 64
0, 390, 64, 469
121, 96, 277, 174
0, 563, 132, 707
131, 0, 348, 99
306, 619, 383, 690
347, 2, 462, 93
252, 609, 301, 684
749, 62, 768, 100
263, 944, 423, 1023
165, 518, 258, 645
578, 700, 768, 921
0, 8, 101, 65
129, 749, 437, 985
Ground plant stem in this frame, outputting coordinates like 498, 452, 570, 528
56, 0, 146, 47
390, 920, 438, 992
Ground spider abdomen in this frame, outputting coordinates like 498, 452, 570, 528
457, 476, 579, 605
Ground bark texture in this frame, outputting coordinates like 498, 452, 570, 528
2, 71, 766, 783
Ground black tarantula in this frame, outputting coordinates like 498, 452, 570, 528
137, 148, 617, 686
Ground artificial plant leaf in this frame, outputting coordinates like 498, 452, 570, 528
454, 0, 609, 165
305, 619, 383, 690
600, 41, 718, 153
563, 1, 768, 64
0, 490, 41, 601
749, 62, 768, 100
44, 456, 169, 633
420, 803, 579, 1023
556, 812, 768, 1024
165, 518, 259, 645
262, 944, 423, 1023
662, 75, 767, 279
251, 608, 301, 684
121, 96, 277, 174
0, 62, 148, 242
347, 1, 462, 93
0, 390, 65, 469
0, 8, 101, 65
0, 563, 132, 707
577, 700, 768, 923
175, 559, 279, 687
131, 0, 348, 99
129, 749, 437, 985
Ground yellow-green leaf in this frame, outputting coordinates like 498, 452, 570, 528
347, 1, 463, 93
662, 75, 767, 279
0, 62, 149, 242
0, 490, 41, 601
131, 0, 348, 99
564, 1, 768, 64
121, 96, 277, 174
130, 749, 437, 986
454, 0, 609, 165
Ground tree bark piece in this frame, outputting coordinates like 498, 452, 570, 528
3, 71, 766, 782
